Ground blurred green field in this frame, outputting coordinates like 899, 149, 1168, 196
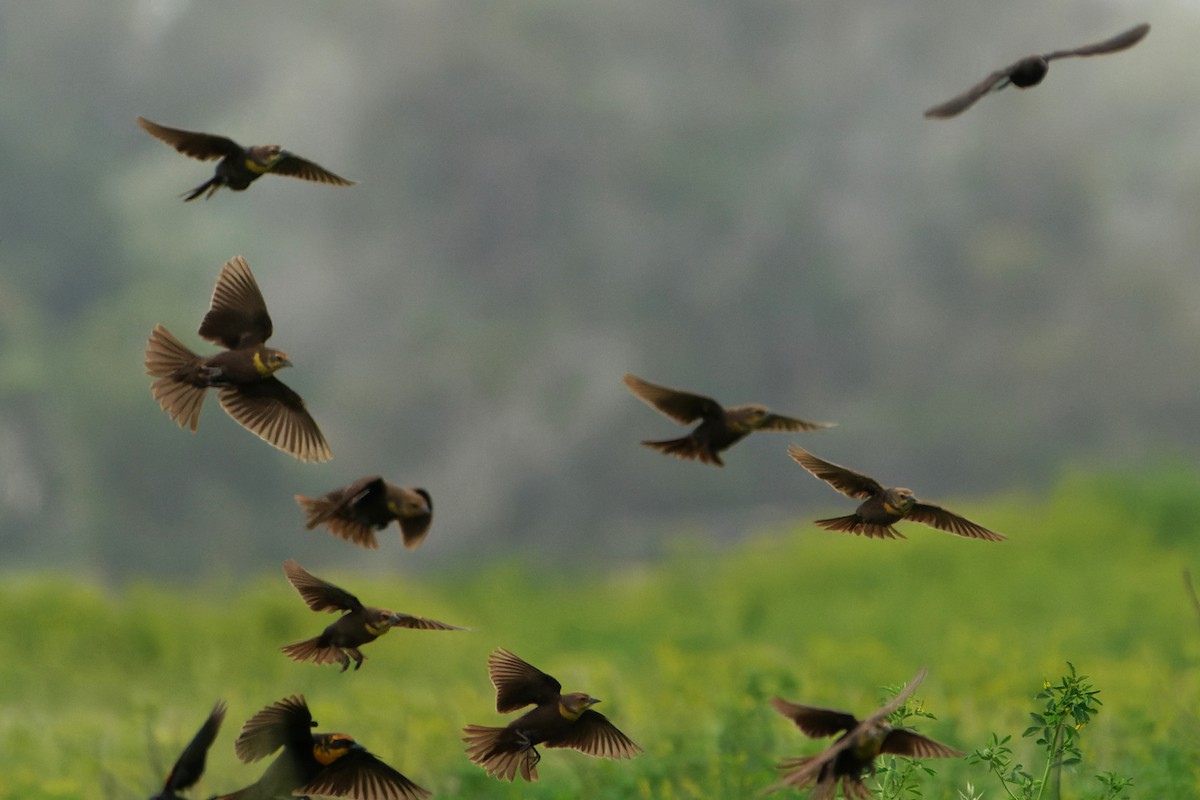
2, 468, 1198, 799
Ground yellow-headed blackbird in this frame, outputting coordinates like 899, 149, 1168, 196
213, 695, 429, 800
624, 373, 832, 467
144, 256, 331, 463
788, 445, 1004, 541
150, 701, 225, 800
924, 23, 1149, 118
280, 560, 465, 672
463, 648, 642, 782
296, 477, 432, 550
137, 117, 354, 201
767, 668, 963, 798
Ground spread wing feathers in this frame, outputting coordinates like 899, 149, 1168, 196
757, 414, 835, 432
398, 488, 434, 549
216, 381, 331, 463
545, 709, 642, 759
299, 503, 380, 548
296, 749, 430, 800
161, 700, 226, 793
233, 695, 313, 764
906, 503, 1006, 541
788, 446, 885, 500
1043, 22, 1150, 60
270, 154, 355, 186
923, 69, 1012, 119
137, 117, 242, 161
769, 699, 859, 739
282, 560, 363, 613
146, 326, 206, 431
813, 516, 906, 540
864, 667, 928, 726
391, 613, 467, 631
488, 649, 562, 712
462, 725, 539, 782
881, 728, 965, 759
623, 373, 723, 424
641, 437, 723, 466
198, 256, 273, 349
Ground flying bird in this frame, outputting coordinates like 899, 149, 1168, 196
624, 373, 832, 466
280, 560, 465, 672
144, 255, 331, 463
296, 477, 432, 550
766, 667, 963, 798
137, 116, 354, 200
149, 701, 225, 800
213, 694, 429, 800
788, 445, 1004, 541
924, 23, 1149, 118
463, 648, 642, 782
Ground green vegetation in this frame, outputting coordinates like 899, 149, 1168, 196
1, 469, 1197, 798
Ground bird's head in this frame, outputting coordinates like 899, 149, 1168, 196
559, 692, 600, 720
252, 347, 291, 377
883, 488, 915, 516
365, 608, 405, 635
247, 144, 289, 170
312, 733, 363, 765
728, 403, 770, 432
387, 487, 432, 519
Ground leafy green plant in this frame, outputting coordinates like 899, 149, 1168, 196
968, 663, 1132, 800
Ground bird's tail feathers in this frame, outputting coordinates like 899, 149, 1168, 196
181, 177, 220, 202
813, 516, 906, 540
280, 638, 350, 670
146, 325, 207, 431
463, 725, 539, 782
294, 494, 335, 530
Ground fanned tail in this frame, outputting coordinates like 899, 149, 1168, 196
813, 515, 905, 540
463, 725, 539, 782
641, 437, 723, 466
280, 637, 353, 671
294, 494, 335, 530
145, 325, 207, 431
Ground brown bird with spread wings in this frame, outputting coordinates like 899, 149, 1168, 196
296, 477, 432, 550
137, 116, 354, 200
624, 373, 832, 466
788, 445, 1004, 541
145, 256, 330, 463
463, 648, 642, 782
924, 23, 1149, 118
767, 668, 963, 798
280, 560, 465, 672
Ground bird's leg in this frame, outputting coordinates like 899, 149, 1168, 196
350, 649, 365, 670
336, 650, 351, 673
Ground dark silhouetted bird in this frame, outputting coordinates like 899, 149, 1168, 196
766, 667, 963, 798
624, 373, 832, 466
463, 648, 642, 781
144, 255, 331, 463
149, 701, 225, 800
924, 23, 1149, 118
214, 694, 429, 800
295, 477, 432, 550
280, 560, 465, 672
788, 445, 1004, 541
137, 116, 354, 200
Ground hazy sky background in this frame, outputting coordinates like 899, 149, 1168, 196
1, 0, 1198, 580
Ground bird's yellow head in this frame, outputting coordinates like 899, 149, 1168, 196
559, 692, 600, 721
728, 404, 770, 432
246, 145, 288, 173
883, 488, 915, 516
851, 725, 889, 761
364, 609, 403, 636
312, 733, 362, 765
387, 489, 431, 519
252, 348, 292, 377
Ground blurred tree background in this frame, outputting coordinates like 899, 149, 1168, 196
1, 0, 1197, 579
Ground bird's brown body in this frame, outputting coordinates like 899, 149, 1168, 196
924, 23, 1149, 118
280, 560, 463, 671
624, 373, 832, 466
767, 668, 963, 798
788, 445, 1004, 541
214, 695, 429, 800
463, 648, 641, 781
296, 477, 432, 550
149, 701, 225, 800
137, 117, 354, 200
144, 256, 330, 463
